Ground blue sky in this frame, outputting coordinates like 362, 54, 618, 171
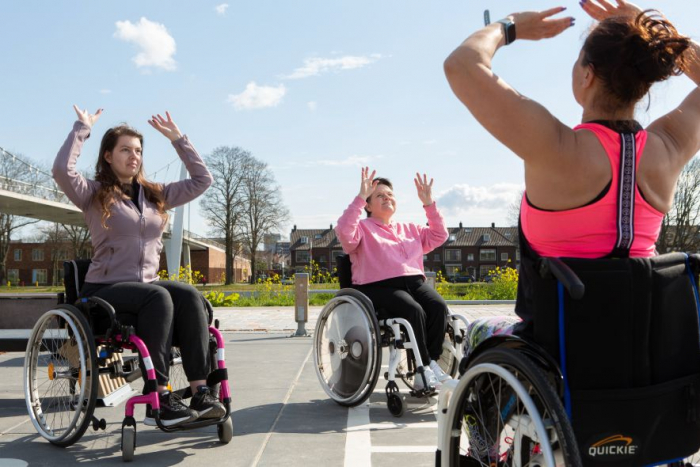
1, 0, 697, 240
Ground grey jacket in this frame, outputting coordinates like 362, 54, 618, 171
53, 121, 213, 284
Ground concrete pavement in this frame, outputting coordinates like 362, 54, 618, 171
3, 304, 697, 466
0, 305, 518, 466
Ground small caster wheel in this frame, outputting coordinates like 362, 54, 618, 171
218, 416, 233, 444
387, 393, 405, 417
92, 417, 106, 431
122, 426, 136, 462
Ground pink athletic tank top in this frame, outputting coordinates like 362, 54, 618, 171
520, 122, 664, 259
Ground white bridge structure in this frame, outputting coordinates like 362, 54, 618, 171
0, 147, 223, 277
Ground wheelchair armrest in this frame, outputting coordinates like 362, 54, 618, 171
537, 257, 585, 300
81, 296, 120, 329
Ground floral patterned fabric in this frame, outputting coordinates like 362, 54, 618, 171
464, 316, 520, 357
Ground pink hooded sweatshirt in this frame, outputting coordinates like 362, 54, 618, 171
335, 196, 449, 285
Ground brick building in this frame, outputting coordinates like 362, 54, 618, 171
5, 241, 87, 286
289, 225, 344, 274
6, 240, 250, 286
289, 222, 519, 280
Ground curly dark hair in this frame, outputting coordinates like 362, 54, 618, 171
581, 10, 691, 111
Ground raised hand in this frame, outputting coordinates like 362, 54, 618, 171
509, 7, 575, 41
579, 0, 644, 21
148, 111, 183, 142
73, 105, 103, 128
414, 172, 434, 206
358, 167, 378, 199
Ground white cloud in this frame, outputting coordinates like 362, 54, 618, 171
284, 54, 382, 79
311, 154, 383, 167
227, 82, 287, 110
214, 3, 229, 15
307, 101, 317, 111
437, 182, 524, 213
114, 17, 177, 71
99, 89, 112, 94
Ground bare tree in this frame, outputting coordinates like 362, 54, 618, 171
0, 149, 48, 284
200, 147, 249, 284
658, 158, 700, 254
40, 223, 71, 285
505, 190, 525, 227
62, 224, 91, 259
240, 157, 289, 283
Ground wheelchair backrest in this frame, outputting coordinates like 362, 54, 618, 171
528, 252, 700, 464
336, 254, 353, 289
63, 259, 92, 305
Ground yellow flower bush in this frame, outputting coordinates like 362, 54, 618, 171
203, 291, 240, 306
156, 265, 204, 285
487, 265, 519, 300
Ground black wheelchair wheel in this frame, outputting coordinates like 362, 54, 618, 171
24, 305, 99, 447
218, 416, 233, 444
448, 347, 581, 466
387, 393, 405, 417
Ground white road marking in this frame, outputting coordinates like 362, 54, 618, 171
345, 403, 371, 467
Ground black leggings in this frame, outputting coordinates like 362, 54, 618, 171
356, 275, 447, 365
81, 281, 210, 386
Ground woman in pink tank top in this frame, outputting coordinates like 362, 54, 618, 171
444, 2, 700, 353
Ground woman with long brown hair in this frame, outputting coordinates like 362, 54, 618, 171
53, 106, 222, 427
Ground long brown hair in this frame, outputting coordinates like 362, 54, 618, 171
95, 125, 168, 229
582, 11, 690, 111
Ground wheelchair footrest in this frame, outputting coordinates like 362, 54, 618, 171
409, 388, 436, 398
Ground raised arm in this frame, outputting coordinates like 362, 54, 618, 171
414, 172, 449, 251
150, 112, 214, 208
648, 39, 700, 169
443, 7, 575, 165
52, 106, 102, 211
335, 167, 377, 254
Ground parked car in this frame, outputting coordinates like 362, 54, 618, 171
450, 275, 475, 283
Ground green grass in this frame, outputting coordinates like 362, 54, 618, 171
0, 281, 515, 305
0, 286, 64, 293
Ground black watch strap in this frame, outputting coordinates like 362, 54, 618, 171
497, 19, 516, 45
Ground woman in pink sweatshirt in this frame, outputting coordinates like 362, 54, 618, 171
335, 167, 451, 390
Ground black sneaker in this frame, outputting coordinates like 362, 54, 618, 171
189, 385, 226, 419
144, 391, 198, 427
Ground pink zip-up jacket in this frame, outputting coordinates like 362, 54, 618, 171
335, 196, 449, 285
53, 121, 213, 284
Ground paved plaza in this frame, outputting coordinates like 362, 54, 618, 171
0, 305, 515, 467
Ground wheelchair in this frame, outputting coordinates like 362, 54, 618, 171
313, 255, 469, 416
23, 259, 233, 462
436, 253, 700, 467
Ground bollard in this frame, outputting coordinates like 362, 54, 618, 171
425, 271, 436, 290
293, 273, 309, 337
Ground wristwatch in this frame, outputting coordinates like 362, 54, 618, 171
497, 19, 516, 45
